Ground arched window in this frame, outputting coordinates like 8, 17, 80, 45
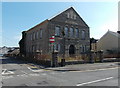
75, 28, 79, 38
33, 32, 35, 40
70, 27, 74, 37
36, 31, 39, 39
64, 27, 69, 37
40, 29, 42, 39
31, 33, 32, 40
55, 26, 60, 36
81, 30, 85, 40
67, 13, 70, 18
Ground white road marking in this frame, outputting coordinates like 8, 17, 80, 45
29, 74, 40, 76
76, 77, 114, 86
16, 75, 21, 77
27, 67, 43, 72
2, 69, 14, 75
2, 76, 13, 79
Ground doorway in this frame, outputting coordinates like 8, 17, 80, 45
69, 45, 75, 55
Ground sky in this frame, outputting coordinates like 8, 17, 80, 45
1, 1, 118, 47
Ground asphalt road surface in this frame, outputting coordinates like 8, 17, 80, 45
1, 57, 119, 86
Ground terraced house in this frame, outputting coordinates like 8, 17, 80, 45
19, 7, 90, 58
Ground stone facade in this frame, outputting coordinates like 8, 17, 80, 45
19, 7, 90, 57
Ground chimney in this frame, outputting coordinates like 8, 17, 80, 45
117, 31, 120, 34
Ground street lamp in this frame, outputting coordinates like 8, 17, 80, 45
61, 31, 65, 66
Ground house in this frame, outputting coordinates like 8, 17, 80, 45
7, 48, 20, 57
0, 46, 12, 56
19, 7, 90, 59
97, 30, 120, 56
90, 38, 98, 53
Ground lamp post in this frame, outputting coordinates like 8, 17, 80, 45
61, 31, 65, 66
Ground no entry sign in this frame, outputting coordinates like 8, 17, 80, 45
49, 36, 55, 43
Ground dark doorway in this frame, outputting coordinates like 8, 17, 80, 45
69, 45, 75, 55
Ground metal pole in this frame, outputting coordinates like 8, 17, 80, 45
61, 31, 65, 66
52, 43, 54, 67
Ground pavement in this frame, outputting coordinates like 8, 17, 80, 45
28, 62, 119, 72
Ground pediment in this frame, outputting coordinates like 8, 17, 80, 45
49, 7, 89, 28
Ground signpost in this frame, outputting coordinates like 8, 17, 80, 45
49, 35, 55, 67
49, 36, 55, 43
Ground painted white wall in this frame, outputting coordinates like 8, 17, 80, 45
97, 31, 119, 53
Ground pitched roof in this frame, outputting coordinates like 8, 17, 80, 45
48, 6, 89, 27
27, 20, 48, 32
108, 30, 120, 38
99, 30, 120, 41
27, 6, 89, 32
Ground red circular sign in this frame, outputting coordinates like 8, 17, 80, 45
49, 36, 55, 43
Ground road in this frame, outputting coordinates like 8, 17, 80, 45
1, 56, 119, 87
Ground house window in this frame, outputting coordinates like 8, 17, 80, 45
80, 45, 86, 53
33, 32, 35, 40
74, 15, 76, 20
75, 28, 79, 38
81, 30, 85, 40
40, 29, 42, 39
70, 27, 74, 37
36, 31, 39, 39
64, 27, 69, 37
55, 26, 60, 36
67, 13, 70, 18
